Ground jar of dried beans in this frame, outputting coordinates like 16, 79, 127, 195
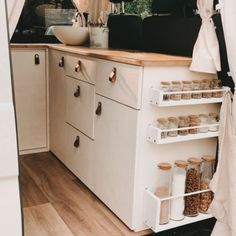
184, 158, 202, 217
192, 80, 202, 99
199, 155, 215, 214
155, 163, 172, 225
170, 81, 182, 100
188, 115, 200, 134
168, 117, 178, 137
182, 81, 192, 100
178, 116, 189, 136
201, 79, 212, 98
161, 81, 171, 101
157, 118, 169, 139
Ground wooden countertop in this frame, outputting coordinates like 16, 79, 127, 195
11, 43, 192, 67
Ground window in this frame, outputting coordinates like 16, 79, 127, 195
124, 0, 152, 18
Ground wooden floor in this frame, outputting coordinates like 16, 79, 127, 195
20, 152, 151, 236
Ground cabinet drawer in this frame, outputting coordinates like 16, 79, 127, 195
65, 124, 94, 191
96, 60, 143, 109
65, 55, 96, 84
66, 77, 95, 139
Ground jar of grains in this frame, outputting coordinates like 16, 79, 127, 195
208, 113, 219, 132
199, 155, 215, 213
168, 117, 178, 137
155, 163, 172, 225
170, 81, 182, 100
182, 81, 192, 100
192, 80, 202, 99
157, 118, 169, 139
211, 79, 223, 98
171, 160, 187, 221
161, 81, 171, 101
188, 115, 200, 134
199, 114, 209, 133
184, 158, 202, 217
201, 79, 212, 98
178, 116, 189, 136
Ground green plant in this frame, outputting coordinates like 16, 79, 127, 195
124, 0, 152, 18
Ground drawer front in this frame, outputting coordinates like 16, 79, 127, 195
65, 55, 96, 84
96, 60, 143, 109
65, 124, 94, 191
66, 77, 95, 139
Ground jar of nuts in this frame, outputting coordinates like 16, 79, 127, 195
188, 115, 200, 134
211, 79, 223, 98
199, 155, 215, 214
178, 116, 189, 136
155, 163, 172, 225
184, 158, 202, 217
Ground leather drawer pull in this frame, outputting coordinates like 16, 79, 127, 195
58, 57, 64, 67
74, 136, 80, 148
34, 54, 40, 65
96, 102, 102, 116
109, 67, 117, 83
75, 60, 81, 72
74, 86, 81, 97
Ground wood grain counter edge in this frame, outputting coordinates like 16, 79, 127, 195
11, 44, 192, 67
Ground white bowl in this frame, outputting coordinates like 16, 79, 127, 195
52, 26, 89, 46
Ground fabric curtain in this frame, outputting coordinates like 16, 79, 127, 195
6, 0, 25, 38
73, 0, 110, 23
209, 1, 236, 236
190, 0, 221, 74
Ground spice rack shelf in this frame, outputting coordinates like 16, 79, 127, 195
149, 86, 230, 107
143, 189, 213, 233
147, 124, 219, 144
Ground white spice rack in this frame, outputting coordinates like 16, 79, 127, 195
147, 124, 219, 144
143, 189, 213, 233
149, 86, 230, 107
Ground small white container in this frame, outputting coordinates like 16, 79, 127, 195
89, 27, 109, 49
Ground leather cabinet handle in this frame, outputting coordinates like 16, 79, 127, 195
74, 86, 81, 98
75, 60, 81, 72
109, 67, 117, 83
74, 136, 80, 148
58, 57, 64, 67
95, 102, 102, 116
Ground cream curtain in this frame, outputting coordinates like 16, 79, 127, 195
7, 0, 25, 38
73, 0, 110, 23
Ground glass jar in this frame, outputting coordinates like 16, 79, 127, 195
168, 117, 178, 137
182, 81, 192, 100
208, 113, 219, 132
184, 158, 202, 217
178, 116, 189, 136
192, 80, 202, 99
170, 81, 182, 100
201, 79, 212, 98
171, 160, 187, 221
188, 115, 200, 134
199, 114, 209, 133
211, 79, 223, 98
199, 155, 215, 214
157, 118, 169, 139
155, 163, 172, 225
161, 81, 171, 101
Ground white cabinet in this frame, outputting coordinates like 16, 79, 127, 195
49, 50, 67, 163
11, 48, 48, 154
94, 95, 139, 228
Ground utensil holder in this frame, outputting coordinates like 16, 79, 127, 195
89, 27, 109, 49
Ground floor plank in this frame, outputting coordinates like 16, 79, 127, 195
24, 203, 73, 236
20, 152, 151, 236
20, 164, 49, 208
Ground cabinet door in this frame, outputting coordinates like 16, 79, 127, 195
49, 50, 67, 163
94, 95, 138, 228
11, 49, 47, 152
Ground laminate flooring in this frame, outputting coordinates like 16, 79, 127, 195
20, 152, 151, 236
